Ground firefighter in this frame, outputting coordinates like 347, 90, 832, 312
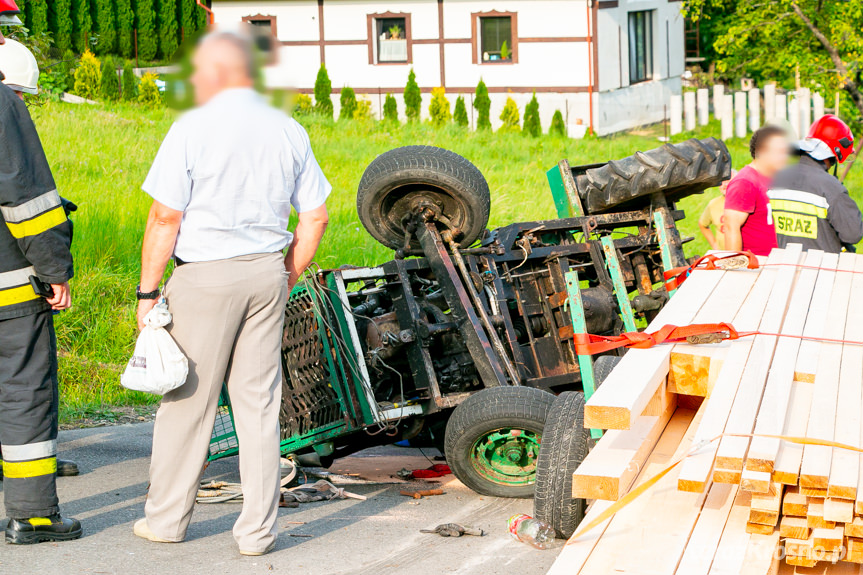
768, 114, 863, 253
0, 19, 82, 543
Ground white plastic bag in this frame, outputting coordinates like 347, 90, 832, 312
121, 301, 189, 395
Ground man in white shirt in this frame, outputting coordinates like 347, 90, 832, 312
133, 31, 330, 555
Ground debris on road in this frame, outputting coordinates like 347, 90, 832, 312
420, 523, 484, 537
400, 489, 445, 499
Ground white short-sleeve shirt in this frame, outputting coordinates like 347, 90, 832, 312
142, 88, 331, 262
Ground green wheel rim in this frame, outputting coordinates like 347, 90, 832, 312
469, 427, 541, 486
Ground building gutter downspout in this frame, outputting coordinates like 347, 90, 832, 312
197, 0, 215, 25
586, 0, 594, 135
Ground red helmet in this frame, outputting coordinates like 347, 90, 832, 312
0, 0, 21, 24
0, 0, 20, 15
807, 114, 855, 163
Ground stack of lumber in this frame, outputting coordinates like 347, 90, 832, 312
548, 245, 863, 575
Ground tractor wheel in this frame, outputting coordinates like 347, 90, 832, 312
533, 391, 590, 539
592, 355, 621, 390
445, 386, 555, 499
575, 137, 732, 213
356, 146, 491, 250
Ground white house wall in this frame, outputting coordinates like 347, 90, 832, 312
212, 0, 686, 134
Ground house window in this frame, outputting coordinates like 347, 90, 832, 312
479, 15, 513, 63
242, 14, 277, 59
373, 15, 409, 64
628, 10, 654, 84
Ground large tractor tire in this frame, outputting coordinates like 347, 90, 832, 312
445, 386, 555, 498
357, 146, 491, 250
533, 392, 590, 539
533, 355, 620, 538
575, 137, 732, 214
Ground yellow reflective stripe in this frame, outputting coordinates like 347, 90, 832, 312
0, 284, 39, 306
2, 457, 57, 478
29, 518, 53, 526
769, 198, 828, 218
5, 206, 67, 239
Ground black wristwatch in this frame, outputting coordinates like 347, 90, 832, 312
136, 285, 161, 300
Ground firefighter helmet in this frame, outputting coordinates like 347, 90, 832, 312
0, 0, 22, 25
0, 38, 39, 94
796, 114, 855, 164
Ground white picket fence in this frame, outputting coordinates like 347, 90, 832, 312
668, 84, 829, 141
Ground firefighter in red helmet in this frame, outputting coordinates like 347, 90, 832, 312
768, 114, 863, 253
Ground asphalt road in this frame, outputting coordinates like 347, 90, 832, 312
0, 423, 560, 574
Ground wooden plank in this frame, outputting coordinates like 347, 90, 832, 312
847, 517, 863, 538
740, 530, 782, 575
773, 381, 816, 486
675, 483, 739, 575
668, 345, 727, 397
800, 252, 857, 489
548, 409, 698, 575
812, 526, 844, 552
807, 502, 836, 529
677, 253, 786, 493
848, 537, 863, 563
714, 244, 804, 471
707, 489, 755, 574
584, 270, 726, 430
666, 267, 760, 398
784, 490, 810, 517
823, 498, 854, 523
741, 469, 774, 493
747, 522, 776, 535
784, 537, 813, 557
575, 406, 707, 575
780, 516, 811, 540
746, 250, 826, 472
572, 395, 676, 500
828, 255, 863, 500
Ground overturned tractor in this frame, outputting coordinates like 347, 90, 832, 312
208, 138, 731, 505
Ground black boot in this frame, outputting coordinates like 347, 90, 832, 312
57, 459, 79, 477
5, 515, 83, 544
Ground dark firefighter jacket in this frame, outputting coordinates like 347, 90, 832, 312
0, 82, 73, 320
768, 155, 863, 254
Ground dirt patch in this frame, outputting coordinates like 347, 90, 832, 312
60, 405, 157, 430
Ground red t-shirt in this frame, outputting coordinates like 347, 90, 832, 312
724, 165, 777, 256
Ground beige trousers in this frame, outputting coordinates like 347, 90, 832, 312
145, 252, 287, 553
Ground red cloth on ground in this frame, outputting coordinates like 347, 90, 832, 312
724, 165, 778, 256
411, 464, 451, 479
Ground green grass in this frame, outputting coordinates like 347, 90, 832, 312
32, 102, 863, 421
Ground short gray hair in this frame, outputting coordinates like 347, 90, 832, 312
200, 30, 257, 80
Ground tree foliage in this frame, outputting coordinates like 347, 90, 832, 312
550, 110, 566, 137
314, 65, 333, 119
71, 0, 91, 53
135, 0, 159, 61
48, 0, 73, 53
383, 93, 398, 123
339, 86, 357, 121
428, 87, 451, 127
474, 78, 491, 130
404, 68, 421, 122
293, 93, 313, 117
453, 95, 468, 127
499, 97, 520, 133
523, 93, 541, 137
93, 0, 116, 54
179, 0, 201, 41
158, 0, 179, 59
121, 61, 138, 101
115, 0, 134, 58
99, 55, 119, 100
30, 0, 48, 36
73, 50, 100, 100
684, 0, 863, 125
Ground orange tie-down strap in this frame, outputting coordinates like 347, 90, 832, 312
573, 323, 740, 356
664, 251, 760, 291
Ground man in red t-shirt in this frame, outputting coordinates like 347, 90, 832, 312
724, 125, 790, 256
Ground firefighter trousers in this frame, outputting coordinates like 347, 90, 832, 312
0, 309, 60, 518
